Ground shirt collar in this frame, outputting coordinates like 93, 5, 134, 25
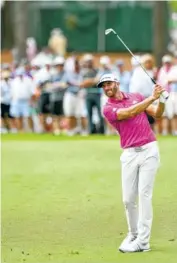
108, 92, 129, 103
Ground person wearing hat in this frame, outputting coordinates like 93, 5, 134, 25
81, 54, 104, 134
97, 55, 115, 135
10, 67, 35, 132
97, 73, 165, 253
63, 59, 88, 136
35, 57, 55, 133
50, 57, 67, 135
129, 54, 157, 129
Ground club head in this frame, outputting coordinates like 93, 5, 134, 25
105, 28, 116, 35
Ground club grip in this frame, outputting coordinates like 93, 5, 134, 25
151, 79, 169, 100
151, 78, 156, 85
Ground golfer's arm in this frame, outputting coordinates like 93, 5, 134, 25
146, 102, 165, 119
117, 96, 155, 121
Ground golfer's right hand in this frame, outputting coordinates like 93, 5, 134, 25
151, 84, 165, 100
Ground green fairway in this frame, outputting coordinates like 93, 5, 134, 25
1, 135, 177, 263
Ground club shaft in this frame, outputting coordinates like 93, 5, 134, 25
106, 28, 169, 99
115, 34, 156, 84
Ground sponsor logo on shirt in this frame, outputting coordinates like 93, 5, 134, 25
133, 100, 137, 104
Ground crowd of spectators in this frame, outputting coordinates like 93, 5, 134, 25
1, 50, 177, 136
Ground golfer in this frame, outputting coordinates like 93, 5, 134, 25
97, 73, 166, 253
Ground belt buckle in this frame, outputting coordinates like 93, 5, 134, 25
134, 146, 142, 152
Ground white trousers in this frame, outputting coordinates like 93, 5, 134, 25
63, 92, 87, 118
120, 141, 160, 244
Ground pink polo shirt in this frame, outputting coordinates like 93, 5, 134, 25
103, 92, 156, 149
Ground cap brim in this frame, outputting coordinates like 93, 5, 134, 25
97, 81, 104, 88
97, 80, 116, 88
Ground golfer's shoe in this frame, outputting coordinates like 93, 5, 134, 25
119, 234, 137, 251
119, 239, 150, 253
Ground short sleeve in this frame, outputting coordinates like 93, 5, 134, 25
103, 105, 118, 123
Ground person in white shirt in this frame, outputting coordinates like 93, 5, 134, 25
0, 71, 15, 133
63, 59, 88, 136
129, 54, 157, 128
10, 68, 34, 132
64, 51, 77, 73
129, 54, 156, 97
130, 55, 141, 74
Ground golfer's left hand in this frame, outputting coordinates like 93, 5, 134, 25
152, 84, 165, 100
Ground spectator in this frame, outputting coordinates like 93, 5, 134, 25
26, 37, 37, 62
97, 56, 115, 135
81, 54, 104, 134
167, 53, 177, 135
157, 55, 173, 135
115, 59, 131, 93
63, 59, 87, 136
129, 54, 156, 128
65, 51, 77, 72
130, 55, 141, 75
50, 56, 67, 135
48, 28, 67, 57
36, 57, 54, 132
129, 54, 155, 97
0, 71, 15, 133
10, 68, 34, 132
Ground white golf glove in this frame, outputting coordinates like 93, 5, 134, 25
159, 90, 169, 103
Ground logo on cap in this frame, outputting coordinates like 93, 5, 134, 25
97, 73, 119, 87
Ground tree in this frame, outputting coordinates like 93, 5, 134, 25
12, 1, 29, 61
1, 1, 14, 49
153, 1, 169, 67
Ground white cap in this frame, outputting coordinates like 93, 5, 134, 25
100, 55, 111, 65
140, 54, 153, 64
43, 57, 52, 66
131, 56, 140, 66
31, 58, 42, 68
97, 73, 119, 88
162, 55, 172, 64
82, 54, 94, 62
53, 56, 65, 65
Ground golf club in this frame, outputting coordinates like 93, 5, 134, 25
105, 28, 169, 100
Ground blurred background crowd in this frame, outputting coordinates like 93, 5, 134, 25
1, 1, 177, 136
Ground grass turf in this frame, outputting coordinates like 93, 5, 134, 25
1, 134, 177, 263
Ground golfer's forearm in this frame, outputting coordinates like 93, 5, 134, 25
155, 102, 165, 118
117, 96, 155, 120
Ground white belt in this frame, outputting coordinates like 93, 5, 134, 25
124, 141, 157, 152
